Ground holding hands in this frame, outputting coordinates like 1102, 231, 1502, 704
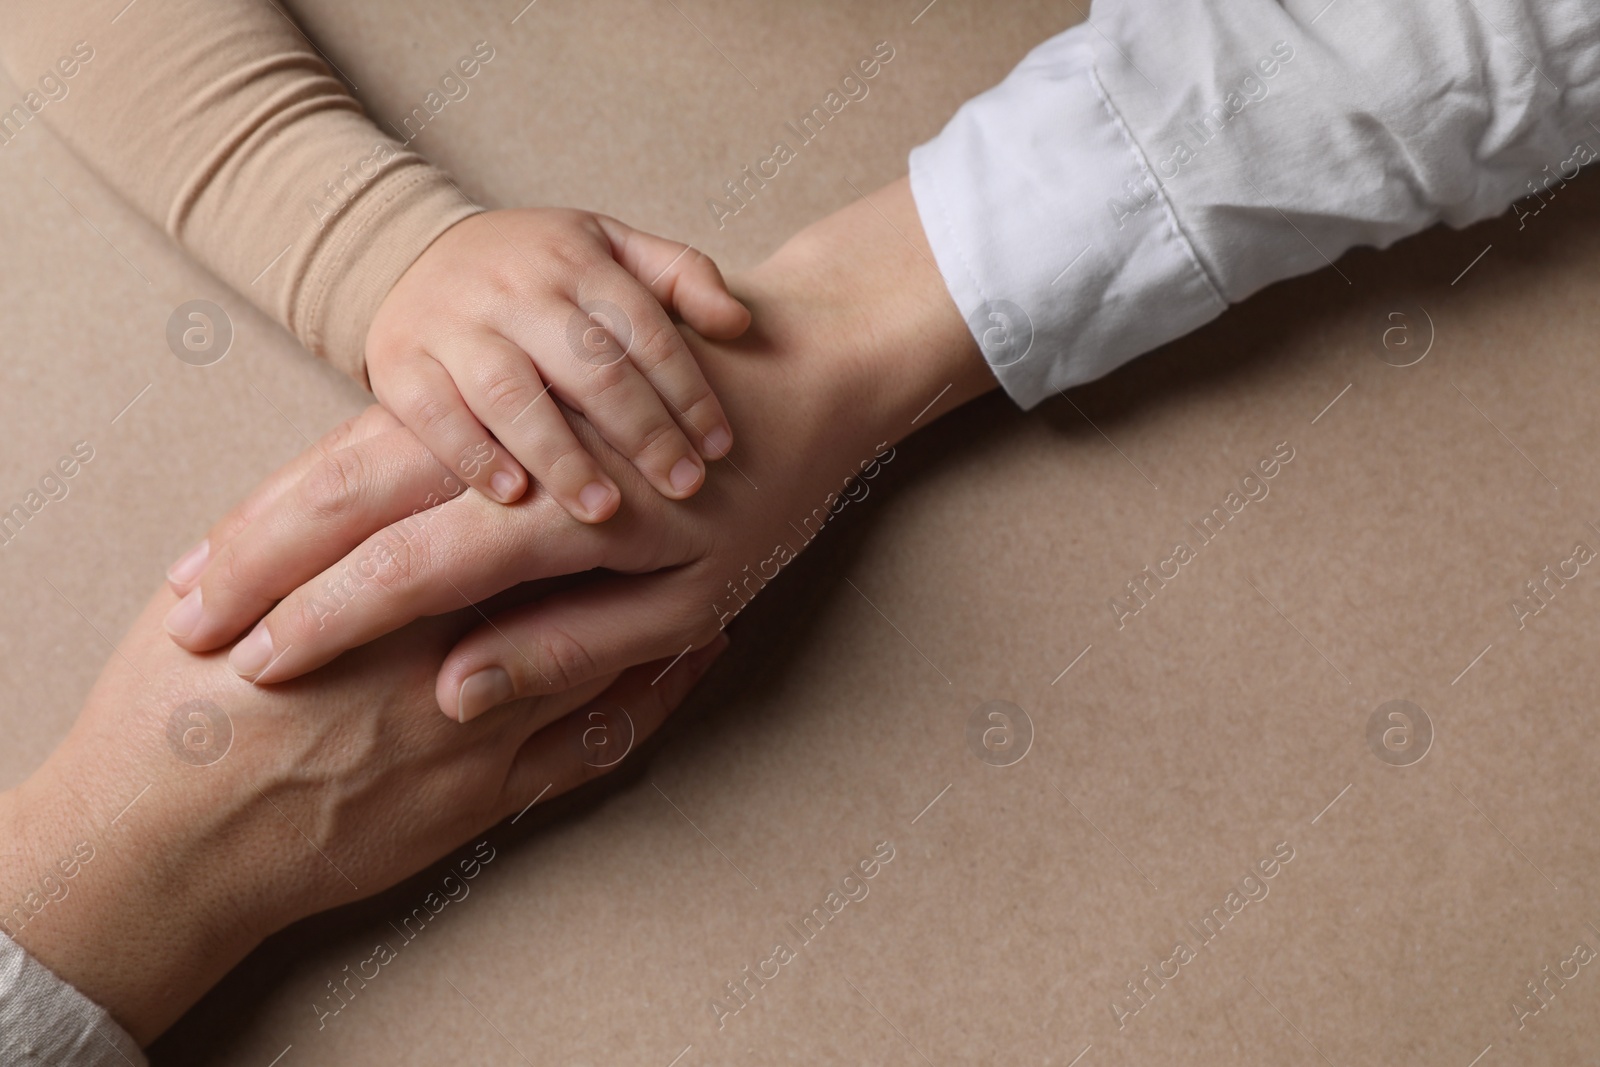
2, 178, 990, 1050
162, 181, 991, 721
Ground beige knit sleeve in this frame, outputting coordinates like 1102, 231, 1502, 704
0, 0, 482, 384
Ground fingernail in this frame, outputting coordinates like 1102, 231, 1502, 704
229, 623, 275, 679
457, 667, 514, 723
669, 456, 703, 494
489, 470, 518, 503
703, 425, 732, 459
163, 588, 203, 638
579, 481, 614, 518
167, 539, 209, 585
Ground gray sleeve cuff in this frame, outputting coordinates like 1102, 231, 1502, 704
0, 932, 145, 1066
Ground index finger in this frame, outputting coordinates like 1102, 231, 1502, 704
225, 465, 616, 684
587, 259, 735, 462
169, 425, 466, 653
166, 406, 401, 596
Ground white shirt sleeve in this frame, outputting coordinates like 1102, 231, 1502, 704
910, 0, 1600, 408
0, 932, 145, 1066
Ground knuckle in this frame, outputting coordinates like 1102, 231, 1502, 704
546, 246, 586, 277
298, 449, 365, 521
503, 250, 580, 298
577, 370, 643, 427
679, 387, 722, 428
483, 265, 531, 308
546, 230, 601, 274
291, 529, 426, 637
532, 623, 598, 694
570, 211, 607, 241
581, 357, 632, 399
408, 394, 457, 436
209, 507, 256, 548
272, 591, 325, 646
206, 541, 262, 603
626, 320, 678, 373
363, 526, 427, 594
538, 434, 597, 485
478, 367, 540, 419
631, 417, 683, 462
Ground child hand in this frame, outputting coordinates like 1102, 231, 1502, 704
365, 208, 751, 521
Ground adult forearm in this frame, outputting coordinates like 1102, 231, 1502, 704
0, 589, 362, 1044
0, 565, 704, 1045
0, 635, 271, 1046
0, 786, 259, 1051
740, 176, 996, 449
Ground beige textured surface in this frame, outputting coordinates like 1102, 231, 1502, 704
2, 1, 1598, 1063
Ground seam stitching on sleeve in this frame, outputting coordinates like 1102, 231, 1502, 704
917, 151, 992, 312
1084, 65, 1228, 311
300, 167, 470, 375
300, 166, 434, 352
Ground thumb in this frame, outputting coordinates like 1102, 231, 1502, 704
496, 632, 729, 818
437, 570, 722, 723
594, 216, 752, 340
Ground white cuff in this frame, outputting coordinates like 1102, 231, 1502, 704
909, 26, 1226, 409
0, 932, 145, 1066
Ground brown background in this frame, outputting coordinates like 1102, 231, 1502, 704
3, 0, 1599, 1063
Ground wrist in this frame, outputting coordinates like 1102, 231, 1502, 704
0, 766, 267, 1044
745, 176, 996, 449
0, 661, 308, 1042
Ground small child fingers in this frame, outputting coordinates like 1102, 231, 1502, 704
589, 270, 734, 461
504, 308, 708, 501
440, 333, 621, 523
592, 217, 751, 339
378, 355, 527, 504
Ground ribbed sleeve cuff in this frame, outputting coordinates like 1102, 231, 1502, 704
0, 932, 145, 1066
908, 26, 1227, 409
291, 163, 482, 387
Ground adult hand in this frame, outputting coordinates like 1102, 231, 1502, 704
161, 178, 996, 721
0, 583, 726, 1043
